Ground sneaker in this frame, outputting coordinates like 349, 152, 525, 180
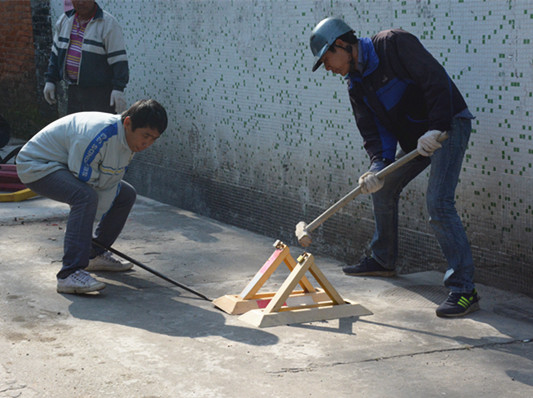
436, 289, 480, 318
57, 270, 106, 294
342, 257, 396, 277
85, 251, 133, 272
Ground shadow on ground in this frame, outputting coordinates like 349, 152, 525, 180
63, 269, 279, 346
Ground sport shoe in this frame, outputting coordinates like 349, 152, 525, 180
57, 270, 106, 294
436, 289, 480, 318
85, 251, 133, 272
342, 257, 396, 277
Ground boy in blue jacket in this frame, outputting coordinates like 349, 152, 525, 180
17, 99, 167, 294
309, 18, 478, 317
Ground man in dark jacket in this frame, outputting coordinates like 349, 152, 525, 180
309, 17, 479, 318
43, 0, 129, 114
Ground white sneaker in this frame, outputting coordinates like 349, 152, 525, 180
85, 251, 133, 272
57, 270, 106, 294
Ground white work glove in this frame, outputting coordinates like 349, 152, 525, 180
358, 171, 384, 194
417, 130, 443, 157
43, 82, 56, 105
110, 90, 127, 114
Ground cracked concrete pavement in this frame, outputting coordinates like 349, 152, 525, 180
1, 167, 533, 397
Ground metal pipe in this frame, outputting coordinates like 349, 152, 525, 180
92, 239, 212, 302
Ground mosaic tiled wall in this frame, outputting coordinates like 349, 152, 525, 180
51, 1, 533, 294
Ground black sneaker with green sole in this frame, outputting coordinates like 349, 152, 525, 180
436, 289, 480, 318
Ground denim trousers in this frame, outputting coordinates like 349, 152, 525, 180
370, 118, 475, 292
25, 169, 136, 279
67, 85, 114, 114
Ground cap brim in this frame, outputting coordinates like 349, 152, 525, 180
311, 45, 328, 72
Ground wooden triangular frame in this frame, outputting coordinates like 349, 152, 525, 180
213, 240, 372, 328
213, 240, 330, 315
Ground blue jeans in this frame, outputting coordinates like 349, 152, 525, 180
370, 118, 475, 293
67, 85, 114, 114
25, 169, 136, 279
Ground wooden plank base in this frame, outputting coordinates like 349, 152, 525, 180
237, 300, 373, 328
213, 289, 330, 315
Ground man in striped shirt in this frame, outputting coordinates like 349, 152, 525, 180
44, 1, 129, 114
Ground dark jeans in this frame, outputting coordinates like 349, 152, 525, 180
67, 85, 114, 114
25, 169, 136, 279
370, 118, 474, 293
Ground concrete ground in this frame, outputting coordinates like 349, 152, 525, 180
1, 146, 532, 397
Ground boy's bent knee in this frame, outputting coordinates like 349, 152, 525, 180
120, 182, 137, 202
69, 184, 98, 206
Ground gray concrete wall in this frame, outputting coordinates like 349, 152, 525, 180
50, 0, 533, 295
